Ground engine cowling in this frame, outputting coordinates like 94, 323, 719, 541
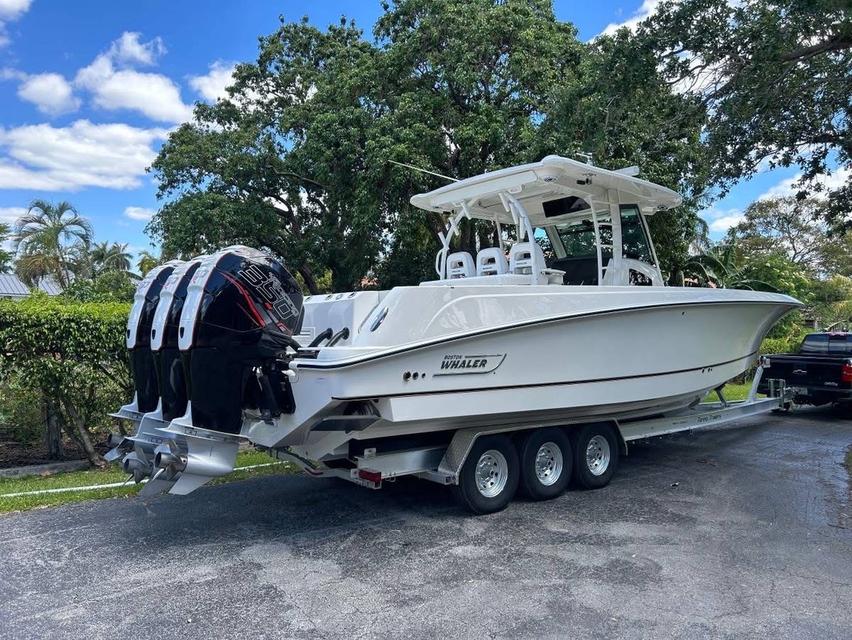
126, 261, 182, 413
150, 258, 204, 421
177, 246, 304, 434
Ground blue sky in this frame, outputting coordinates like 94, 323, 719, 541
0, 0, 806, 265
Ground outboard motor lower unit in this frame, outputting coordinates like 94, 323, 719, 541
178, 246, 304, 434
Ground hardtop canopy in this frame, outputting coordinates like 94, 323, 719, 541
410, 155, 682, 227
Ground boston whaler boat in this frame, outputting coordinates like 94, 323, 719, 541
107, 156, 800, 513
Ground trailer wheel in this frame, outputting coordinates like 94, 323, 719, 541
518, 428, 572, 500
571, 423, 619, 489
452, 435, 519, 515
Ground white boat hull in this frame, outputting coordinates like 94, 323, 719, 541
246, 287, 798, 449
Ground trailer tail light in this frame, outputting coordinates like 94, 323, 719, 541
841, 361, 852, 384
357, 469, 383, 486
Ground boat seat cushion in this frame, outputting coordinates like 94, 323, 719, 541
476, 247, 509, 276
446, 251, 475, 279
509, 242, 545, 275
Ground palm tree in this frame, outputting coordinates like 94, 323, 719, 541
0, 222, 12, 274
90, 241, 132, 276
13, 200, 93, 288
687, 244, 779, 291
136, 250, 161, 276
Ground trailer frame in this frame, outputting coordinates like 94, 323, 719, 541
271, 365, 789, 493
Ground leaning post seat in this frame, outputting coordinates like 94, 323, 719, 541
446, 251, 475, 278
476, 247, 509, 276
509, 242, 544, 275
178, 247, 305, 435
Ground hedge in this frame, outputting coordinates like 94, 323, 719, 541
0, 294, 131, 465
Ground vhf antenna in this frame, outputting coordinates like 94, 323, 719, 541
389, 160, 458, 182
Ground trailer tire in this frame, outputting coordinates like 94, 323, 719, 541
571, 423, 618, 489
518, 428, 572, 500
452, 435, 519, 515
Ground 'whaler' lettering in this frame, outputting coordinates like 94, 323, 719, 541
440, 358, 487, 370
436, 353, 506, 376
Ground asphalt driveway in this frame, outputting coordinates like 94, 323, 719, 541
1, 409, 850, 639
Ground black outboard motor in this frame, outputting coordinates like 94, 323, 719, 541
150, 259, 203, 421
178, 247, 304, 434
127, 261, 181, 413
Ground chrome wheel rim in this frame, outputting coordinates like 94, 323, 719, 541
534, 442, 563, 486
475, 449, 509, 498
585, 435, 611, 477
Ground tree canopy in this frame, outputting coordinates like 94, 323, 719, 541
727, 197, 852, 277
13, 200, 93, 288
637, 0, 851, 231
149, 0, 712, 292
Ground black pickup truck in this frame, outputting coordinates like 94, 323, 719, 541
760, 332, 852, 407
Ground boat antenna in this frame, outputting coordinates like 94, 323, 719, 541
389, 160, 459, 182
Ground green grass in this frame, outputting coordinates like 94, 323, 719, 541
700, 382, 757, 403
0, 449, 296, 515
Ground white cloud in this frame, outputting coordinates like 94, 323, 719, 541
0, 67, 24, 80
124, 206, 155, 221
0, 0, 30, 47
76, 56, 192, 123
74, 32, 192, 123
0, 0, 31, 19
708, 213, 746, 233
107, 31, 166, 66
17, 73, 80, 115
599, 0, 665, 37
0, 119, 169, 191
189, 61, 236, 102
701, 207, 745, 233
759, 167, 851, 201
0, 205, 26, 224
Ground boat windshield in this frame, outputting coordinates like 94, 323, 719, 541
544, 216, 612, 286
542, 205, 658, 286
620, 206, 655, 265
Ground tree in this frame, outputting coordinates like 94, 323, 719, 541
0, 222, 12, 273
149, 19, 384, 294
13, 200, 93, 288
90, 241, 132, 276
686, 243, 783, 292
808, 275, 852, 329
63, 270, 137, 303
150, 1, 711, 291
727, 197, 851, 277
136, 250, 161, 276
639, 0, 851, 230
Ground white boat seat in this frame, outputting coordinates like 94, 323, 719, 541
476, 247, 509, 276
509, 242, 565, 284
509, 242, 544, 275
446, 251, 475, 279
